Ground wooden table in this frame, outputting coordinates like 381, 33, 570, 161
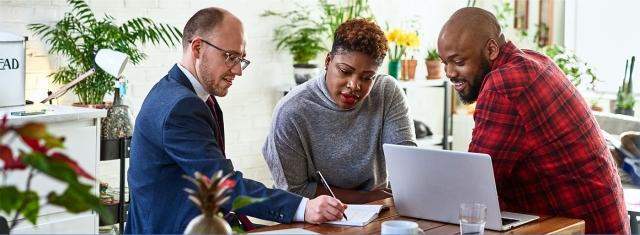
252, 198, 585, 234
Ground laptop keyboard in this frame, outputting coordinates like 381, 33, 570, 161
502, 217, 519, 226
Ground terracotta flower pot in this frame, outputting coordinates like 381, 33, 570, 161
72, 101, 112, 109
401, 59, 418, 80
426, 60, 443, 80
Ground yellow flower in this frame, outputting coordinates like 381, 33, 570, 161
386, 28, 402, 43
404, 31, 420, 48
396, 32, 408, 47
386, 28, 421, 61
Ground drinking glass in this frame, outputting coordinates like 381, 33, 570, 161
459, 203, 487, 235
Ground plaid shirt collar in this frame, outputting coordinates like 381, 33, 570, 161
490, 41, 519, 71
480, 41, 520, 91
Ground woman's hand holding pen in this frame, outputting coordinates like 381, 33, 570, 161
304, 195, 348, 224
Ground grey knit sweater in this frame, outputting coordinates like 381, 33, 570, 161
262, 72, 416, 198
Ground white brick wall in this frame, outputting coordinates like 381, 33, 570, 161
1, 0, 476, 189
0, 0, 310, 188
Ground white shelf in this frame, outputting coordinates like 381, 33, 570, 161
0, 104, 106, 125
397, 79, 448, 89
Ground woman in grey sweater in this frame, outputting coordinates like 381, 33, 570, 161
263, 19, 416, 204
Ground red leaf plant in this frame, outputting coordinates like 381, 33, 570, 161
0, 114, 109, 232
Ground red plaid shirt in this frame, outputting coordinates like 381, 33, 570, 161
469, 41, 629, 234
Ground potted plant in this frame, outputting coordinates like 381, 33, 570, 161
539, 44, 598, 90
386, 28, 419, 80
183, 170, 264, 234
261, 6, 326, 85
319, 0, 374, 40
425, 48, 442, 80
401, 57, 418, 80
28, 0, 181, 105
590, 96, 604, 112
400, 25, 421, 81
262, 0, 373, 85
616, 56, 636, 116
0, 115, 111, 233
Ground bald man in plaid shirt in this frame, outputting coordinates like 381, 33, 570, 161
437, 8, 629, 234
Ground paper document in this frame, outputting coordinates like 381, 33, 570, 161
327, 204, 383, 226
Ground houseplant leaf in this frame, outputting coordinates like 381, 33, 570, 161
19, 191, 40, 225
47, 183, 95, 212
47, 183, 113, 224
0, 187, 39, 224
0, 146, 26, 170
28, 0, 182, 104
0, 186, 20, 214
231, 196, 266, 211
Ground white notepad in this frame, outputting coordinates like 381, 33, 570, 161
327, 204, 383, 226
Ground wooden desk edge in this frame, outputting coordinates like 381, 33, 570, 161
546, 219, 585, 234
251, 198, 585, 234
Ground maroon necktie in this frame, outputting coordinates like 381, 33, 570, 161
205, 96, 256, 231
206, 96, 225, 155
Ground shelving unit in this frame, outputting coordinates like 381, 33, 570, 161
100, 137, 131, 233
398, 79, 453, 150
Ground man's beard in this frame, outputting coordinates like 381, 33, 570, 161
197, 58, 231, 97
457, 59, 490, 104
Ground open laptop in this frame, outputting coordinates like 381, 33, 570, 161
382, 144, 539, 231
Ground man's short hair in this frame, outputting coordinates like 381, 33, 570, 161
182, 7, 225, 50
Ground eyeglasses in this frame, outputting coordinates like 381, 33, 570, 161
190, 39, 251, 70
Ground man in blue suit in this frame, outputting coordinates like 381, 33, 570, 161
125, 7, 347, 234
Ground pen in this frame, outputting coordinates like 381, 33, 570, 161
316, 170, 348, 221
380, 188, 393, 197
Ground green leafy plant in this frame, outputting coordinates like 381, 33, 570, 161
261, 5, 326, 64
616, 56, 636, 113
426, 48, 440, 61
0, 115, 111, 232
28, 0, 182, 105
183, 170, 265, 234
493, 0, 513, 30
492, 0, 528, 40
485, 1, 598, 90
589, 98, 600, 108
540, 44, 598, 89
262, 0, 373, 65
467, 0, 477, 7
319, 0, 374, 39
534, 23, 551, 47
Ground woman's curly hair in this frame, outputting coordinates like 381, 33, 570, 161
331, 18, 388, 66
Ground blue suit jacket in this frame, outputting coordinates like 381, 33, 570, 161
125, 65, 302, 234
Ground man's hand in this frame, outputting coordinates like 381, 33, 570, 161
304, 195, 348, 224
